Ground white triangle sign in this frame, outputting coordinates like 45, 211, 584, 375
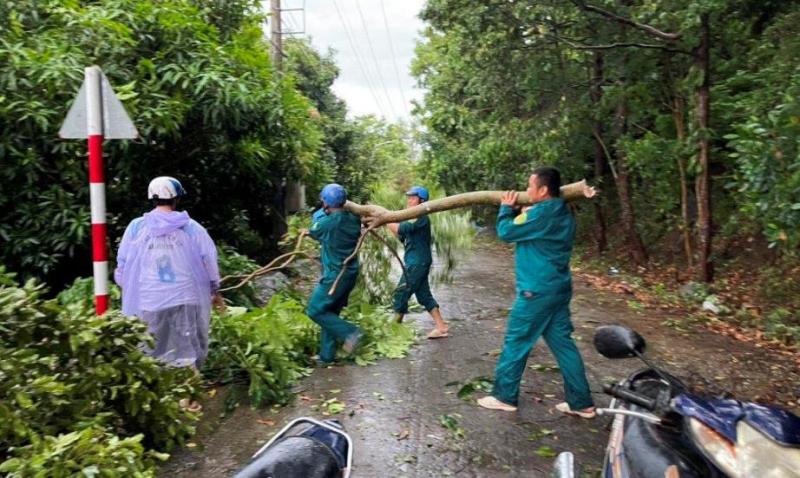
59, 67, 138, 139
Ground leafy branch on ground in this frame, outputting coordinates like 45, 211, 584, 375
0, 268, 197, 476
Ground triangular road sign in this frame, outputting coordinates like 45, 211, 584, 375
59, 67, 138, 139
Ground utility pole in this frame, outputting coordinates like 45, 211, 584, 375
270, 0, 307, 218
271, 0, 283, 71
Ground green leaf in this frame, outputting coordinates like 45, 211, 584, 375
534, 446, 558, 458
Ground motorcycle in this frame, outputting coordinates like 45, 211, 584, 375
233, 417, 352, 478
554, 325, 800, 478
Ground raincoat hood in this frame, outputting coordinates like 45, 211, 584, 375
143, 209, 191, 236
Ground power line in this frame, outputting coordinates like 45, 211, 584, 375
379, 0, 410, 118
353, 0, 397, 119
332, 0, 387, 117
282, 8, 303, 35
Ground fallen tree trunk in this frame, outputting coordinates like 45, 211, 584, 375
344, 180, 596, 227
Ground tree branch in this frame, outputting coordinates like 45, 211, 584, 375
591, 130, 618, 180
327, 225, 376, 296
580, 2, 682, 42
219, 232, 308, 293
569, 40, 690, 55
345, 180, 596, 228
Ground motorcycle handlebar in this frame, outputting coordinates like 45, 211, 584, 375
603, 383, 657, 411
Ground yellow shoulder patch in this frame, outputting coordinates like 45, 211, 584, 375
513, 212, 528, 225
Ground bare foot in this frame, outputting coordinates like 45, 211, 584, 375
555, 402, 595, 419
477, 396, 517, 412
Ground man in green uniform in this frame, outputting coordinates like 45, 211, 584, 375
478, 167, 595, 418
305, 183, 363, 365
387, 186, 449, 339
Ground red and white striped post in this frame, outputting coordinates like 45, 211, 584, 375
86, 67, 109, 314
59, 65, 138, 315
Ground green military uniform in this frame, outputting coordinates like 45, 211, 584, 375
392, 215, 439, 314
306, 210, 363, 363
491, 199, 593, 410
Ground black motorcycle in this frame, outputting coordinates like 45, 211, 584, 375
555, 325, 800, 478
233, 417, 352, 478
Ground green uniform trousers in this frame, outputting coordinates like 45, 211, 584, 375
306, 269, 361, 363
392, 263, 439, 314
492, 291, 593, 409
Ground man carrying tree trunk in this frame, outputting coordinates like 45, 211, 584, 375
478, 167, 595, 418
386, 186, 449, 339
304, 183, 364, 366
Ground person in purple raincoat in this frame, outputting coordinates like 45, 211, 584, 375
114, 176, 222, 411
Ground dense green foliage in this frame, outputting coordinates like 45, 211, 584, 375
0, 269, 197, 475
413, 0, 800, 259
0, 0, 323, 285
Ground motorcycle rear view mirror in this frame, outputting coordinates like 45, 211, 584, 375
593, 325, 646, 359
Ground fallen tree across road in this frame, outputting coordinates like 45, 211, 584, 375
344, 180, 597, 227
327, 180, 598, 294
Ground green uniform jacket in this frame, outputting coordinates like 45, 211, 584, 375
496, 199, 574, 295
309, 210, 362, 280
398, 215, 433, 266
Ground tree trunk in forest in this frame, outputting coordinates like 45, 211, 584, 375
672, 96, 694, 268
694, 13, 713, 282
344, 180, 595, 227
591, 51, 608, 254
613, 99, 648, 265
610, 7, 648, 266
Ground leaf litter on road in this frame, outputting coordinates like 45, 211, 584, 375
456, 376, 493, 401
439, 413, 466, 439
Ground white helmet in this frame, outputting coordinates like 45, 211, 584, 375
147, 176, 186, 200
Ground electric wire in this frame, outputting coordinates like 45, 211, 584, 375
353, 0, 397, 119
379, 0, 410, 117
332, 0, 388, 117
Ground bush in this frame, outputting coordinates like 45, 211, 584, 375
0, 268, 198, 474
203, 295, 319, 407
0, 426, 163, 478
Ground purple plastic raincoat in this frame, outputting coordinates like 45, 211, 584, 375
114, 209, 220, 368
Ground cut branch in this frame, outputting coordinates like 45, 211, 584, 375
368, 229, 409, 285
327, 225, 376, 296
327, 180, 597, 295
326, 229, 410, 297
218, 232, 308, 293
345, 180, 596, 227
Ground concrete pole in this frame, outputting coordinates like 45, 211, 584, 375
271, 0, 282, 71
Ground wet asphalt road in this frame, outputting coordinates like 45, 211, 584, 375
163, 239, 799, 478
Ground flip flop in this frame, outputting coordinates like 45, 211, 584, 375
179, 398, 203, 413
426, 328, 449, 339
477, 396, 518, 412
555, 402, 596, 419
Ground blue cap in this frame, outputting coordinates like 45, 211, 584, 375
320, 183, 347, 208
405, 186, 429, 202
